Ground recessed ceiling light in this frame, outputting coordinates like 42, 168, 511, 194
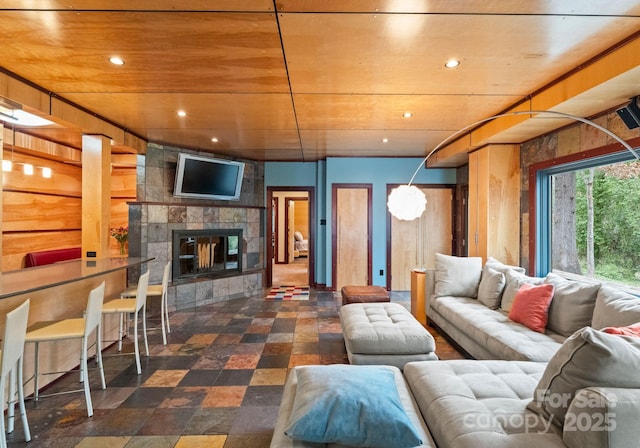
109, 56, 125, 65
445, 59, 460, 68
382, 138, 389, 143
177, 110, 187, 117
402, 112, 413, 119
211, 137, 219, 143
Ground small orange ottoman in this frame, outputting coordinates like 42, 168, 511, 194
341, 285, 390, 306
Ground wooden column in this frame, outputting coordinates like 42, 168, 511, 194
82, 134, 111, 258
468, 144, 520, 265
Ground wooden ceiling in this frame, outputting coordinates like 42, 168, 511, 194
1, 1, 640, 165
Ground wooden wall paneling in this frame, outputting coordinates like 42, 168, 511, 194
3, 191, 81, 231
0, 125, 3, 260
2, 136, 84, 270
110, 167, 137, 198
8, 129, 82, 163
109, 166, 136, 255
2, 150, 82, 196
468, 144, 520, 265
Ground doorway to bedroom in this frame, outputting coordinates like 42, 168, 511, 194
266, 187, 315, 288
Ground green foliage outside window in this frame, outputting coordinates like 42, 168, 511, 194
572, 161, 640, 285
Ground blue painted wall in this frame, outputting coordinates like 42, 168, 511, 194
265, 158, 456, 288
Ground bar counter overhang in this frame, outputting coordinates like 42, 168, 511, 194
0, 257, 153, 399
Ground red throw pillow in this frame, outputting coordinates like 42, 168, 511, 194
601, 322, 640, 337
508, 283, 555, 333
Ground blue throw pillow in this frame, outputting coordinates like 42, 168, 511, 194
284, 365, 423, 448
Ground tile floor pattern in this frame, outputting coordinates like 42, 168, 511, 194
6, 290, 464, 448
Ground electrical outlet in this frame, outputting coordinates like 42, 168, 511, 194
86, 251, 96, 257
379, 269, 384, 276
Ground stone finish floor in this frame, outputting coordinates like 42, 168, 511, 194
6, 289, 464, 447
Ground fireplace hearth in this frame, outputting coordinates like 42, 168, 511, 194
172, 229, 243, 281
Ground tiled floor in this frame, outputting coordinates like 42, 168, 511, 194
6, 289, 463, 448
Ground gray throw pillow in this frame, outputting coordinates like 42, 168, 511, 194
434, 253, 482, 298
477, 266, 506, 309
500, 270, 544, 312
544, 273, 600, 336
527, 327, 640, 427
592, 285, 640, 329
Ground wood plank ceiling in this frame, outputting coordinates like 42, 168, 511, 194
0, 1, 639, 165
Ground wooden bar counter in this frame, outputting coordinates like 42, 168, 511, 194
0, 257, 153, 397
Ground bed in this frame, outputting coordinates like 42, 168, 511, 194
294, 231, 308, 257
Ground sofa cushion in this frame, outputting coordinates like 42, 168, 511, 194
431, 296, 563, 362
563, 387, 640, 448
404, 360, 564, 448
284, 365, 423, 447
592, 285, 640, 330
544, 273, 600, 336
477, 258, 526, 309
500, 270, 545, 312
477, 266, 505, 309
528, 327, 640, 427
508, 283, 554, 333
434, 253, 482, 298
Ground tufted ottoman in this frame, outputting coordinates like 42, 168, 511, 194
341, 285, 390, 306
339, 302, 438, 369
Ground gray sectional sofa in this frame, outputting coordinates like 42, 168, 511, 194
425, 254, 640, 362
271, 254, 640, 448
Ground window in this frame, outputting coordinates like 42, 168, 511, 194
537, 152, 640, 288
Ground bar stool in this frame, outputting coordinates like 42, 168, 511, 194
25, 282, 106, 418
119, 262, 171, 345
0, 300, 31, 448
102, 271, 149, 375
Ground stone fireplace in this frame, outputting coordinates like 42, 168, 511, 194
127, 143, 265, 312
172, 229, 243, 280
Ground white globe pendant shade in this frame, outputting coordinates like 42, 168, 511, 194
387, 185, 427, 221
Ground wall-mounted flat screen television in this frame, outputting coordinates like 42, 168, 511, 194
173, 153, 245, 201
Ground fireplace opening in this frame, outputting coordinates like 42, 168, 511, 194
172, 229, 243, 280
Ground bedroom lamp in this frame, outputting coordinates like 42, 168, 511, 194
387, 109, 640, 221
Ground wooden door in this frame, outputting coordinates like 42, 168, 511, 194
333, 185, 372, 290
287, 200, 296, 262
390, 187, 453, 290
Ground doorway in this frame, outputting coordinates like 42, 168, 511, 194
266, 187, 315, 287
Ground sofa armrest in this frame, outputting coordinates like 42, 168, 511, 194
563, 387, 640, 448
425, 268, 436, 316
